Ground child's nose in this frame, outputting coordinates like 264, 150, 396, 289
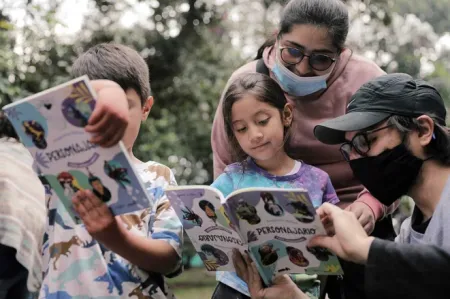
249, 128, 263, 142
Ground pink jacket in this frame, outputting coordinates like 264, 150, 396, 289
211, 45, 397, 220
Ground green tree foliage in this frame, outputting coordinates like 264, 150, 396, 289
0, 0, 448, 186
393, 0, 450, 35
1, 0, 242, 186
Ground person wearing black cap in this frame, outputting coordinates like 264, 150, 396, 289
231, 73, 450, 299
313, 72, 450, 298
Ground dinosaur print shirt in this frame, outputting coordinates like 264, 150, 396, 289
39, 161, 183, 299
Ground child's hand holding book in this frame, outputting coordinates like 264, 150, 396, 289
72, 189, 122, 245
232, 249, 309, 299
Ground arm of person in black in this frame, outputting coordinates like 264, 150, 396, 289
366, 238, 450, 299
232, 203, 450, 299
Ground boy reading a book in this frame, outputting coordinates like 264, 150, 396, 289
39, 43, 183, 299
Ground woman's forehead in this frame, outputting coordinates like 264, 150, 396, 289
281, 24, 336, 53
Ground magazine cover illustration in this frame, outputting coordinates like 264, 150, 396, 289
225, 189, 342, 283
166, 187, 247, 272
166, 186, 343, 284
2, 76, 151, 223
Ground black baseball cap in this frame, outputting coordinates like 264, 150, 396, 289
314, 73, 446, 145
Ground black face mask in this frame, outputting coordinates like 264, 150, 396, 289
349, 143, 424, 206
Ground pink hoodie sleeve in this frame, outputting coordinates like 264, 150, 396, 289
355, 189, 401, 220
211, 61, 258, 179
211, 101, 231, 179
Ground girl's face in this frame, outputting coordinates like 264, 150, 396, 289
279, 24, 339, 77
231, 94, 291, 164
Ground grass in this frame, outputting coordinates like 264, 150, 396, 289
167, 267, 217, 299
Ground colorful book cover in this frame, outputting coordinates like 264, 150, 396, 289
166, 186, 343, 285
2, 76, 151, 224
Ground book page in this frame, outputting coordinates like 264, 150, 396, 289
224, 188, 342, 284
2, 76, 151, 223
165, 186, 247, 272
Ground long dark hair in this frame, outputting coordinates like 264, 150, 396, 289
256, 0, 349, 59
222, 73, 294, 162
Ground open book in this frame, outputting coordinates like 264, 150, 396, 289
2, 76, 151, 223
165, 186, 343, 285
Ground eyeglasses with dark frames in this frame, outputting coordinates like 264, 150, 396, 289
279, 47, 337, 72
340, 125, 393, 161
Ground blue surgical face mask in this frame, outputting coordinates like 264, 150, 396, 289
272, 52, 333, 97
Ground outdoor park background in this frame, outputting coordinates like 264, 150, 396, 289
1, 0, 449, 297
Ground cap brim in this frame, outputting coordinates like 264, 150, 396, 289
314, 112, 391, 145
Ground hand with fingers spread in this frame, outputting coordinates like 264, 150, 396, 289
309, 203, 375, 264
232, 249, 308, 299
345, 201, 375, 234
86, 80, 129, 148
72, 190, 122, 245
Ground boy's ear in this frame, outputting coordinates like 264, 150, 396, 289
141, 96, 154, 121
282, 103, 293, 127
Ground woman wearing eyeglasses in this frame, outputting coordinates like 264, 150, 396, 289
211, 0, 393, 298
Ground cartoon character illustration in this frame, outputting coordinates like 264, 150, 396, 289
235, 199, 261, 225
87, 168, 112, 203
199, 244, 229, 267
286, 246, 310, 267
307, 246, 333, 262
181, 206, 203, 227
22, 120, 47, 149
49, 235, 82, 270
66, 104, 89, 126
57, 172, 80, 199
104, 160, 131, 189
61, 83, 96, 128
199, 200, 217, 224
286, 200, 315, 223
247, 231, 258, 242
261, 192, 284, 216
258, 243, 279, 266
218, 206, 237, 232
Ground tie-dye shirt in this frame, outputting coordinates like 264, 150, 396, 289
212, 158, 339, 297
39, 161, 183, 299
